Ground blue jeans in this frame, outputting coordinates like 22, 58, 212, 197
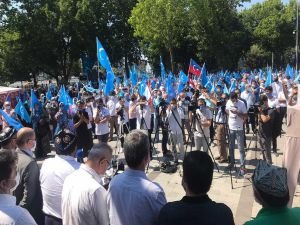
229, 129, 245, 167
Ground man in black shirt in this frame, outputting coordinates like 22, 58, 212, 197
158, 151, 235, 225
73, 100, 93, 158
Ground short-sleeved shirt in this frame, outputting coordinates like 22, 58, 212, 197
93, 107, 110, 135
195, 108, 212, 137
226, 99, 247, 130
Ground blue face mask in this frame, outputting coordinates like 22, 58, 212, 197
266, 93, 272, 98
199, 105, 205, 111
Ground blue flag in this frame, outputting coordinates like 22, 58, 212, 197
46, 87, 52, 100
15, 99, 31, 123
0, 109, 23, 131
177, 71, 188, 94
201, 63, 208, 87
160, 56, 166, 80
104, 69, 115, 96
229, 79, 237, 92
30, 89, 39, 110
166, 75, 176, 102
96, 37, 112, 72
265, 68, 273, 87
130, 65, 138, 86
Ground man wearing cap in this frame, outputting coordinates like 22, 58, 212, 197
0, 126, 17, 151
244, 160, 300, 225
40, 129, 80, 225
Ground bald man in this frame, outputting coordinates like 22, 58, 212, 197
14, 127, 44, 224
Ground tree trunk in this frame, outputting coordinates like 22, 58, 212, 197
33, 73, 37, 87
124, 52, 129, 78
169, 47, 174, 73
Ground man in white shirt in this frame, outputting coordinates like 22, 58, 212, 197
194, 98, 212, 153
40, 129, 80, 225
130, 96, 153, 155
94, 98, 110, 143
265, 86, 281, 153
107, 130, 167, 225
62, 143, 112, 225
241, 84, 256, 133
271, 76, 283, 99
107, 92, 118, 141
0, 149, 37, 225
226, 92, 248, 176
166, 98, 184, 162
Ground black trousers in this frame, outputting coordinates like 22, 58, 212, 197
45, 214, 62, 225
120, 123, 129, 147
129, 118, 137, 131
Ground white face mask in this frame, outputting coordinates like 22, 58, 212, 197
5, 106, 11, 110
10, 173, 20, 194
31, 140, 37, 151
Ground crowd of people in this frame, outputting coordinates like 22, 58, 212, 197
0, 70, 299, 225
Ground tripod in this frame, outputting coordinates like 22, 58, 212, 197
185, 110, 219, 172
115, 116, 130, 153
151, 107, 170, 163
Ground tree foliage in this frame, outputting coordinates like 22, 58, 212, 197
0, 0, 139, 83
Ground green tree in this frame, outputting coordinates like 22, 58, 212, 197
240, 0, 295, 68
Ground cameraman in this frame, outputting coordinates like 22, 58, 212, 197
128, 94, 137, 130
130, 96, 153, 153
94, 97, 110, 143
226, 92, 248, 175
211, 93, 229, 163
153, 91, 171, 156
73, 100, 93, 158
116, 97, 129, 152
166, 98, 184, 163
257, 95, 275, 164
241, 84, 256, 133
194, 98, 212, 153
265, 86, 280, 154
178, 92, 192, 144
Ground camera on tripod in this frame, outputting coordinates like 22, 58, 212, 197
188, 100, 198, 112
117, 107, 124, 119
249, 104, 259, 115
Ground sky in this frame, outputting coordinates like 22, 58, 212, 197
239, 0, 290, 10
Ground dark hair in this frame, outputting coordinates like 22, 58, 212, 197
265, 86, 273, 92
229, 92, 238, 100
124, 130, 149, 169
0, 149, 17, 182
259, 95, 268, 106
183, 151, 213, 195
255, 187, 290, 207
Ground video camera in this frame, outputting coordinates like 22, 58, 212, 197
188, 100, 198, 112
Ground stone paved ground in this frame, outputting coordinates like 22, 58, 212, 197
39, 126, 300, 225
107, 127, 300, 225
